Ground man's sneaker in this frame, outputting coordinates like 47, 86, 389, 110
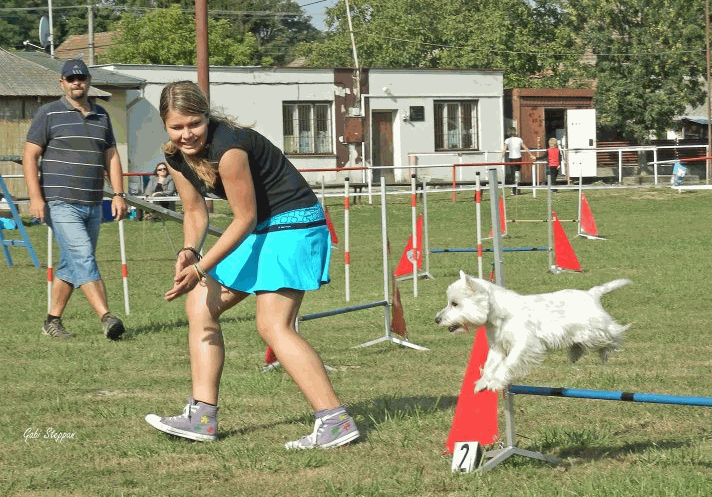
101, 313, 125, 340
42, 318, 74, 339
145, 398, 218, 442
285, 410, 360, 449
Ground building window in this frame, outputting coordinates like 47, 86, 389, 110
434, 100, 478, 151
283, 102, 333, 154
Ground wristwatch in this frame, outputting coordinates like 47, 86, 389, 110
113, 192, 126, 198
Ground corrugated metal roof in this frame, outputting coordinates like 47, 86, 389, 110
0, 48, 111, 97
12, 50, 144, 88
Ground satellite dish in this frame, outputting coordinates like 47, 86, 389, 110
39, 15, 50, 48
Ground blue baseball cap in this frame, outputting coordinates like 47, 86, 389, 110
61, 59, 90, 79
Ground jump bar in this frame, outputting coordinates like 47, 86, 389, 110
431, 247, 548, 253
509, 219, 577, 223
509, 385, 712, 407
299, 300, 388, 322
104, 189, 224, 237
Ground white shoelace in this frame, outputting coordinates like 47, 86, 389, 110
167, 402, 198, 421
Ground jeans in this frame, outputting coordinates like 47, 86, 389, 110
46, 200, 103, 287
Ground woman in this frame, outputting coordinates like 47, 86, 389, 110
144, 81, 359, 449
144, 162, 176, 210
546, 137, 561, 192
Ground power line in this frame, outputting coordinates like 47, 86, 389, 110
0, 4, 326, 17
299, 0, 330, 7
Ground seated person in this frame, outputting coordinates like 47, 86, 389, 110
144, 162, 176, 210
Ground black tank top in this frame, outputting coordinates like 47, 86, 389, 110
165, 119, 316, 223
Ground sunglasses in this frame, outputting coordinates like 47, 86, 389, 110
157, 168, 167, 172
64, 74, 88, 83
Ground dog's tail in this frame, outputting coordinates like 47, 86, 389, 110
588, 279, 632, 300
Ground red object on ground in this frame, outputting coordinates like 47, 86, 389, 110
553, 211, 581, 271
394, 214, 423, 277
444, 325, 498, 455
580, 194, 599, 237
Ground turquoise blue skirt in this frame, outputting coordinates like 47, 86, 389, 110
209, 203, 331, 294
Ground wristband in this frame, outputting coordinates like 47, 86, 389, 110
113, 192, 126, 198
194, 262, 207, 279
177, 246, 201, 260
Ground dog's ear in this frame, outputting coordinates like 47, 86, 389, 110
460, 270, 487, 293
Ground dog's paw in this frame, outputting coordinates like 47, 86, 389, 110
474, 378, 489, 393
475, 377, 506, 392
487, 382, 506, 392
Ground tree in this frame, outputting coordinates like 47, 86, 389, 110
228, 0, 320, 66
108, 0, 319, 66
564, 0, 707, 142
104, 5, 256, 66
297, 0, 586, 89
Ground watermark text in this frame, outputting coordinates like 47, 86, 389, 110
24, 427, 76, 444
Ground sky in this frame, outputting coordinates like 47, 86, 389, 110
299, 0, 339, 31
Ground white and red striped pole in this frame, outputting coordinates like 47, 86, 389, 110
47, 226, 53, 313
410, 173, 418, 297
118, 219, 130, 314
344, 177, 351, 302
475, 173, 483, 279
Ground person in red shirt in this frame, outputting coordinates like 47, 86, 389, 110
547, 137, 562, 191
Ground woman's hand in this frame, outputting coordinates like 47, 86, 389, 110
165, 262, 203, 301
166, 251, 202, 301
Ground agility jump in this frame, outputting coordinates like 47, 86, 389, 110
277, 175, 428, 356
476, 384, 712, 473
427, 171, 583, 276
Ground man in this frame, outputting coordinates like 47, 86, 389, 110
23, 59, 128, 340
501, 126, 532, 195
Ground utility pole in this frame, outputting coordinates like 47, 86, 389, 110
87, 2, 94, 65
195, 0, 210, 103
48, 0, 54, 56
706, 0, 711, 183
344, 0, 362, 173
344, 0, 360, 108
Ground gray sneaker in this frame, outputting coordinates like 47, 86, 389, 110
145, 398, 218, 442
285, 410, 360, 449
101, 313, 125, 340
42, 318, 74, 339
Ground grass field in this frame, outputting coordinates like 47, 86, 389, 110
2, 186, 712, 496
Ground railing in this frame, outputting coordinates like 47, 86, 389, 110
407, 143, 710, 186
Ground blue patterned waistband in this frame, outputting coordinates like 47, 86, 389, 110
253, 203, 326, 235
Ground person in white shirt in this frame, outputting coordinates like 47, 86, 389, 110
501, 127, 532, 195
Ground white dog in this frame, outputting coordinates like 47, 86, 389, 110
435, 271, 631, 392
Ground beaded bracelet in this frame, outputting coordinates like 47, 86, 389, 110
177, 246, 201, 260
193, 262, 207, 279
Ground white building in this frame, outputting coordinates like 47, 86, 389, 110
98, 64, 505, 190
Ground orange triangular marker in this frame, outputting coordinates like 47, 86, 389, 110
488, 196, 507, 238
553, 211, 581, 271
580, 194, 600, 237
394, 215, 423, 276
444, 326, 498, 454
390, 275, 408, 338
324, 206, 339, 245
265, 346, 278, 365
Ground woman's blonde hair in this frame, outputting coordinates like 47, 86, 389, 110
160, 80, 236, 187
548, 137, 558, 148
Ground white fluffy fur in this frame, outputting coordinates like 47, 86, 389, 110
435, 271, 631, 392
